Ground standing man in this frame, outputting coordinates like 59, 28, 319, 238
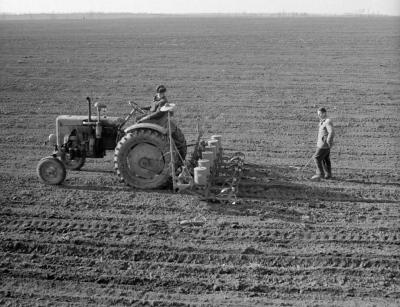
311, 107, 335, 180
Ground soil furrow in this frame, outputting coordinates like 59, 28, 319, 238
2, 241, 399, 271
2, 219, 399, 247
2, 267, 397, 300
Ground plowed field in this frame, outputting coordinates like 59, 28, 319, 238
1, 16, 399, 306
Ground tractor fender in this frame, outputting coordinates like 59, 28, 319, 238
124, 123, 168, 135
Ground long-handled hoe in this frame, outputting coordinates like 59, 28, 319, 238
289, 155, 314, 172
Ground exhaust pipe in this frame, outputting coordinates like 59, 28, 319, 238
86, 97, 92, 122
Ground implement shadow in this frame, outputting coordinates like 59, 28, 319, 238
205, 163, 397, 218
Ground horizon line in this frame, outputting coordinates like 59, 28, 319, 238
0, 12, 399, 17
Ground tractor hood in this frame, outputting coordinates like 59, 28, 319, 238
56, 115, 123, 127
55, 115, 123, 146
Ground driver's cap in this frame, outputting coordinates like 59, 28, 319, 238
156, 85, 166, 93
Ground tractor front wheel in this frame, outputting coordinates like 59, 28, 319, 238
114, 129, 173, 189
37, 157, 66, 185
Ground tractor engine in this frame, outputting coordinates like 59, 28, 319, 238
61, 129, 85, 161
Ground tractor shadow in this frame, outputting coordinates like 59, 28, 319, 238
61, 184, 132, 192
58, 163, 126, 192
60, 168, 130, 192
79, 169, 115, 174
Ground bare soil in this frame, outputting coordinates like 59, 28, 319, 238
0, 16, 399, 306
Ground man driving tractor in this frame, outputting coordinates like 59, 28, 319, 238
139, 85, 169, 126
138, 85, 186, 160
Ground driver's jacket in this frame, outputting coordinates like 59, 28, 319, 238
150, 96, 168, 113
141, 96, 173, 129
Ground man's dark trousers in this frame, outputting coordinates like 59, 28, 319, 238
313, 147, 331, 177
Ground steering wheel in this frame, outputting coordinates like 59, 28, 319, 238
128, 101, 146, 114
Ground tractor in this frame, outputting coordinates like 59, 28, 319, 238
37, 97, 186, 189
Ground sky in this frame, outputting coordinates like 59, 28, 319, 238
0, 0, 399, 16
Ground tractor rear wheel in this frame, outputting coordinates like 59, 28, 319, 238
114, 129, 173, 189
37, 157, 66, 185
